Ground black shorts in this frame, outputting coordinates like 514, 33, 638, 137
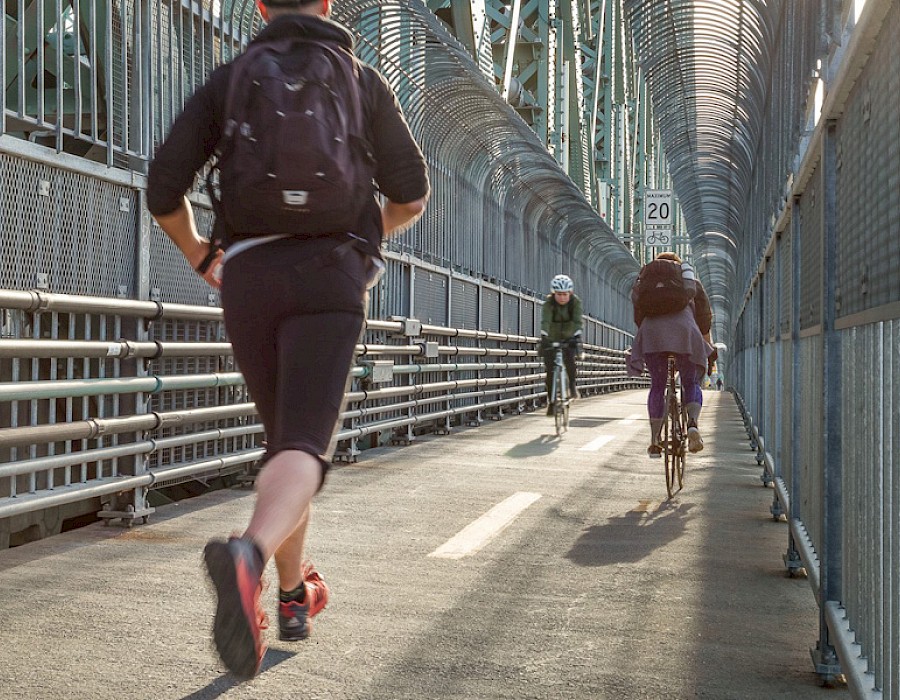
220, 236, 368, 482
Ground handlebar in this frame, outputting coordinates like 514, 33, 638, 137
547, 338, 580, 349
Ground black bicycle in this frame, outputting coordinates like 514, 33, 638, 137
663, 356, 687, 498
547, 341, 572, 437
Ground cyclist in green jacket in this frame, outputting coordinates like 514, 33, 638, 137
540, 274, 583, 413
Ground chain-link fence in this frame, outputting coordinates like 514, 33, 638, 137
731, 1, 899, 696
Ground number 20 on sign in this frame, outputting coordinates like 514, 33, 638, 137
644, 189, 674, 227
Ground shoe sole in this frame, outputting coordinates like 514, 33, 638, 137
687, 429, 704, 454
204, 542, 264, 679
278, 625, 311, 642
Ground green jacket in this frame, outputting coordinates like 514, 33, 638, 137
541, 294, 583, 342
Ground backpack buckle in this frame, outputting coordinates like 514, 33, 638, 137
283, 190, 309, 207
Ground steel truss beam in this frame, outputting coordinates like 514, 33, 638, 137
427, 0, 679, 257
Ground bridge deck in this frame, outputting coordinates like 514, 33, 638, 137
0, 390, 848, 699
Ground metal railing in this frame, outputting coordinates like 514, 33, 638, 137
0, 288, 643, 538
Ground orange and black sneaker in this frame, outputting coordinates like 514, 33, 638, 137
278, 561, 330, 641
203, 537, 268, 679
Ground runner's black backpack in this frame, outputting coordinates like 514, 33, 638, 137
207, 37, 376, 241
635, 259, 692, 317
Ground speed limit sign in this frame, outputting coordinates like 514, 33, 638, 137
644, 189, 674, 227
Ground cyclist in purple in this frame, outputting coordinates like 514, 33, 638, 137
627, 253, 716, 457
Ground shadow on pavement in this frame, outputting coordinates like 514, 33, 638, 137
179, 649, 295, 700
565, 499, 696, 566
504, 433, 563, 458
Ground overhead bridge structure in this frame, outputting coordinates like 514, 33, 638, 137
1, 0, 898, 696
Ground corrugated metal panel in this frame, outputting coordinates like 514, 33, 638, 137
779, 230, 792, 337
482, 287, 500, 332
765, 263, 777, 340
379, 259, 411, 319
450, 278, 478, 330
413, 270, 448, 326
502, 294, 519, 334
799, 168, 822, 330
520, 299, 535, 336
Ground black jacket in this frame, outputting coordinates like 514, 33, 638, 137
147, 14, 429, 250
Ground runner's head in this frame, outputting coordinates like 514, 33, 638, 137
655, 252, 681, 263
257, 0, 329, 21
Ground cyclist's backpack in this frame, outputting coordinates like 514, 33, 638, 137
635, 259, 692, 316
208, 37, 376, 241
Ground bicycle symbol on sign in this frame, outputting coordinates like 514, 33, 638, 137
646, 229, 672, 246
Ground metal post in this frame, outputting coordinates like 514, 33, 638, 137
552, 16, 565, 162
96, 117, 155, 526
758, 270, 771, 483
771, 237, 784, 518
785, 196, 803, 574
812, 119, 842, 683
500, 0, 522, 102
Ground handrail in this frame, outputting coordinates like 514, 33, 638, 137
0, 292, 644, 525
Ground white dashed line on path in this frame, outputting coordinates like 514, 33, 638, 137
428, 492, 542, 559
619, 413, 644, 426
578, 434, 617, 452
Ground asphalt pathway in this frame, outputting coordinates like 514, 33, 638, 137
0, 390, 850, 699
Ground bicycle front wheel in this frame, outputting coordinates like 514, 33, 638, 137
676, 408, 687, 489
665, 403, 685, 498
554, 380, 567, 436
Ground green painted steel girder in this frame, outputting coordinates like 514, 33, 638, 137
429, 0, 675, 255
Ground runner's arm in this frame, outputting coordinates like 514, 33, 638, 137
152, 197, 223, 288
382, 198, 427, 236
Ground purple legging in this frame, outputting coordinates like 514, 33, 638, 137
645, 352, 703, 419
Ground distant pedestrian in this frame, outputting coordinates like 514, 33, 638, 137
147, 0, 429, 679
716, 376, 724, 391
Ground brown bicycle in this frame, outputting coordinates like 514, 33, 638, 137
663, 356, 687, 498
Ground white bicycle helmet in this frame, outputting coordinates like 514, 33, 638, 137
550, 274, 574, 293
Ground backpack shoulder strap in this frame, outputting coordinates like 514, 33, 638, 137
221, 42, 271, 139
314, 41, 366, 137
205, 47, 267, 237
